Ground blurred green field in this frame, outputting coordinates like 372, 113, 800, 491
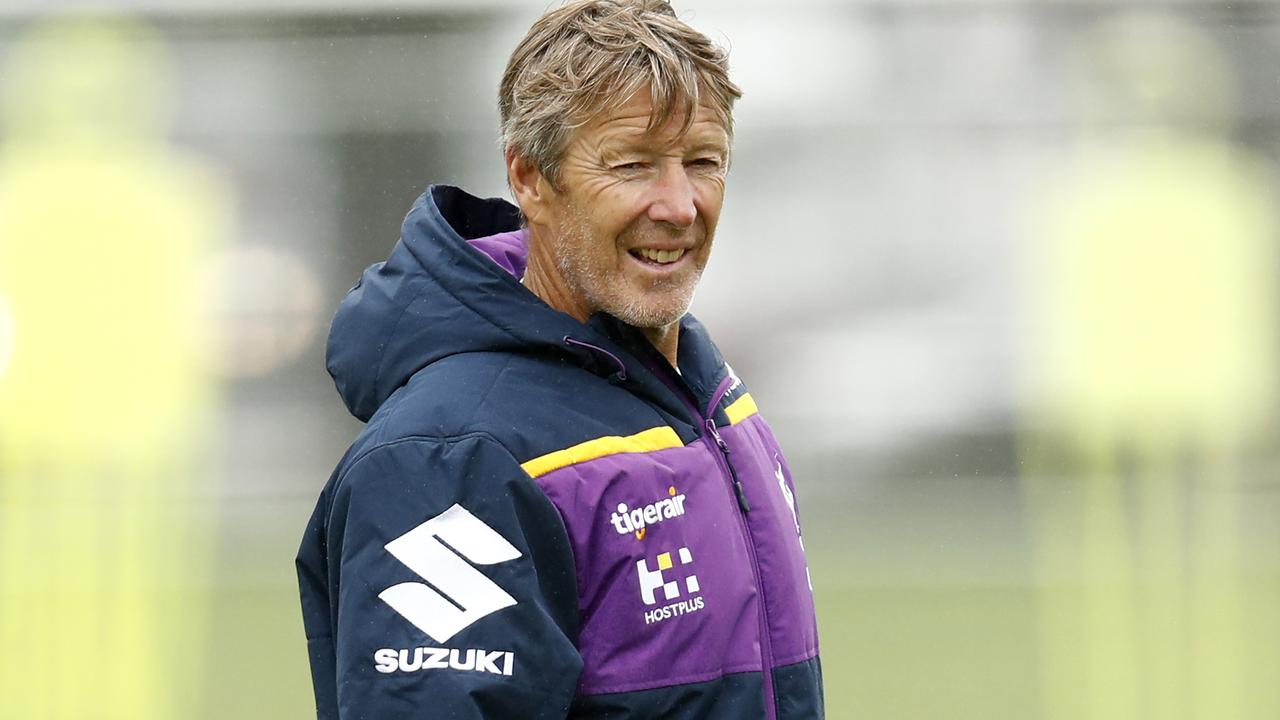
195, 468, 1280, 719
198, 553, 1045, 719
813, 583, 1038, 718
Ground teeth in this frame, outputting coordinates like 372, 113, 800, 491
636, 248, 686, 264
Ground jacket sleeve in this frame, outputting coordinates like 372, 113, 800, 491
303, 432, 583, 719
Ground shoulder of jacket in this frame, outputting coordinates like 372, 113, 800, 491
358, 352, 531, 439
378, 350, 630, 438
338, 429, 518, 485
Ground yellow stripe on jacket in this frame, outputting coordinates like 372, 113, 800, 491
521, 426, 684, 478
725, 393, 759, 425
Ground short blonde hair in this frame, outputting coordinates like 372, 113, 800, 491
499, 0, 742, 187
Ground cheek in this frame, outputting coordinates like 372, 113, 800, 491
569, 210, 629, 266
591, 203, 643, 246
693, 180, 726, 222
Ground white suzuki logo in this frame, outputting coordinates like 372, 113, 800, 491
379, 504, 522, 643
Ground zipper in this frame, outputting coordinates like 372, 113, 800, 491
702, 413, 778, 720
705, 418, 750, 513
642, 356, 778, 720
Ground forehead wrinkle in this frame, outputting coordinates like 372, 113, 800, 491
621, 111, 726, 149
569, 92, 728, 163
643, 119, 728, 156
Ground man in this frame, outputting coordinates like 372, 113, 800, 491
296, 1, 822, 718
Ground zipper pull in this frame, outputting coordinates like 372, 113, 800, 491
733, 479, 751, 513
706, 419, 751, 513
705, 418, 726, 448
706, 415, 727, 448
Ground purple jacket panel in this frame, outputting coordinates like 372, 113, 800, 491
532, 442, 764, 695
720, 415, 820, 666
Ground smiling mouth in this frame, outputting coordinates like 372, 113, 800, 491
629, 247, 687, 265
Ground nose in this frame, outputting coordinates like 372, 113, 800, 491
646, 162, 697, 229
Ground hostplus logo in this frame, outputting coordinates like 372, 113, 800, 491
636, 546, 705, 625
610, 486, 688, 540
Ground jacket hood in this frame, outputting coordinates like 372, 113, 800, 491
326, 185, 607, 422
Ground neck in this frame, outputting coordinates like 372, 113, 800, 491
641, 324, 679, 369
523, 232, 681, 368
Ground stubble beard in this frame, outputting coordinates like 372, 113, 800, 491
555, 197, 705, 330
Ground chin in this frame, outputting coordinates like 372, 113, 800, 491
603, 293, 692, 329
619, 311, 684, 330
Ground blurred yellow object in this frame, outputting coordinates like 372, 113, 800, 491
1033, 136, 1275, 443
1021, 14, 1277, 720
0, 15, 229, 719
1023, 101, 1278, 720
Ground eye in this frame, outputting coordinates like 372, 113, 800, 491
612, 161, 648, 172
687, 157, 722, 169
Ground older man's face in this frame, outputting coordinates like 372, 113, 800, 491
544, 87, 730, 329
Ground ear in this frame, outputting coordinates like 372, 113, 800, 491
506, 149, 557, 227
